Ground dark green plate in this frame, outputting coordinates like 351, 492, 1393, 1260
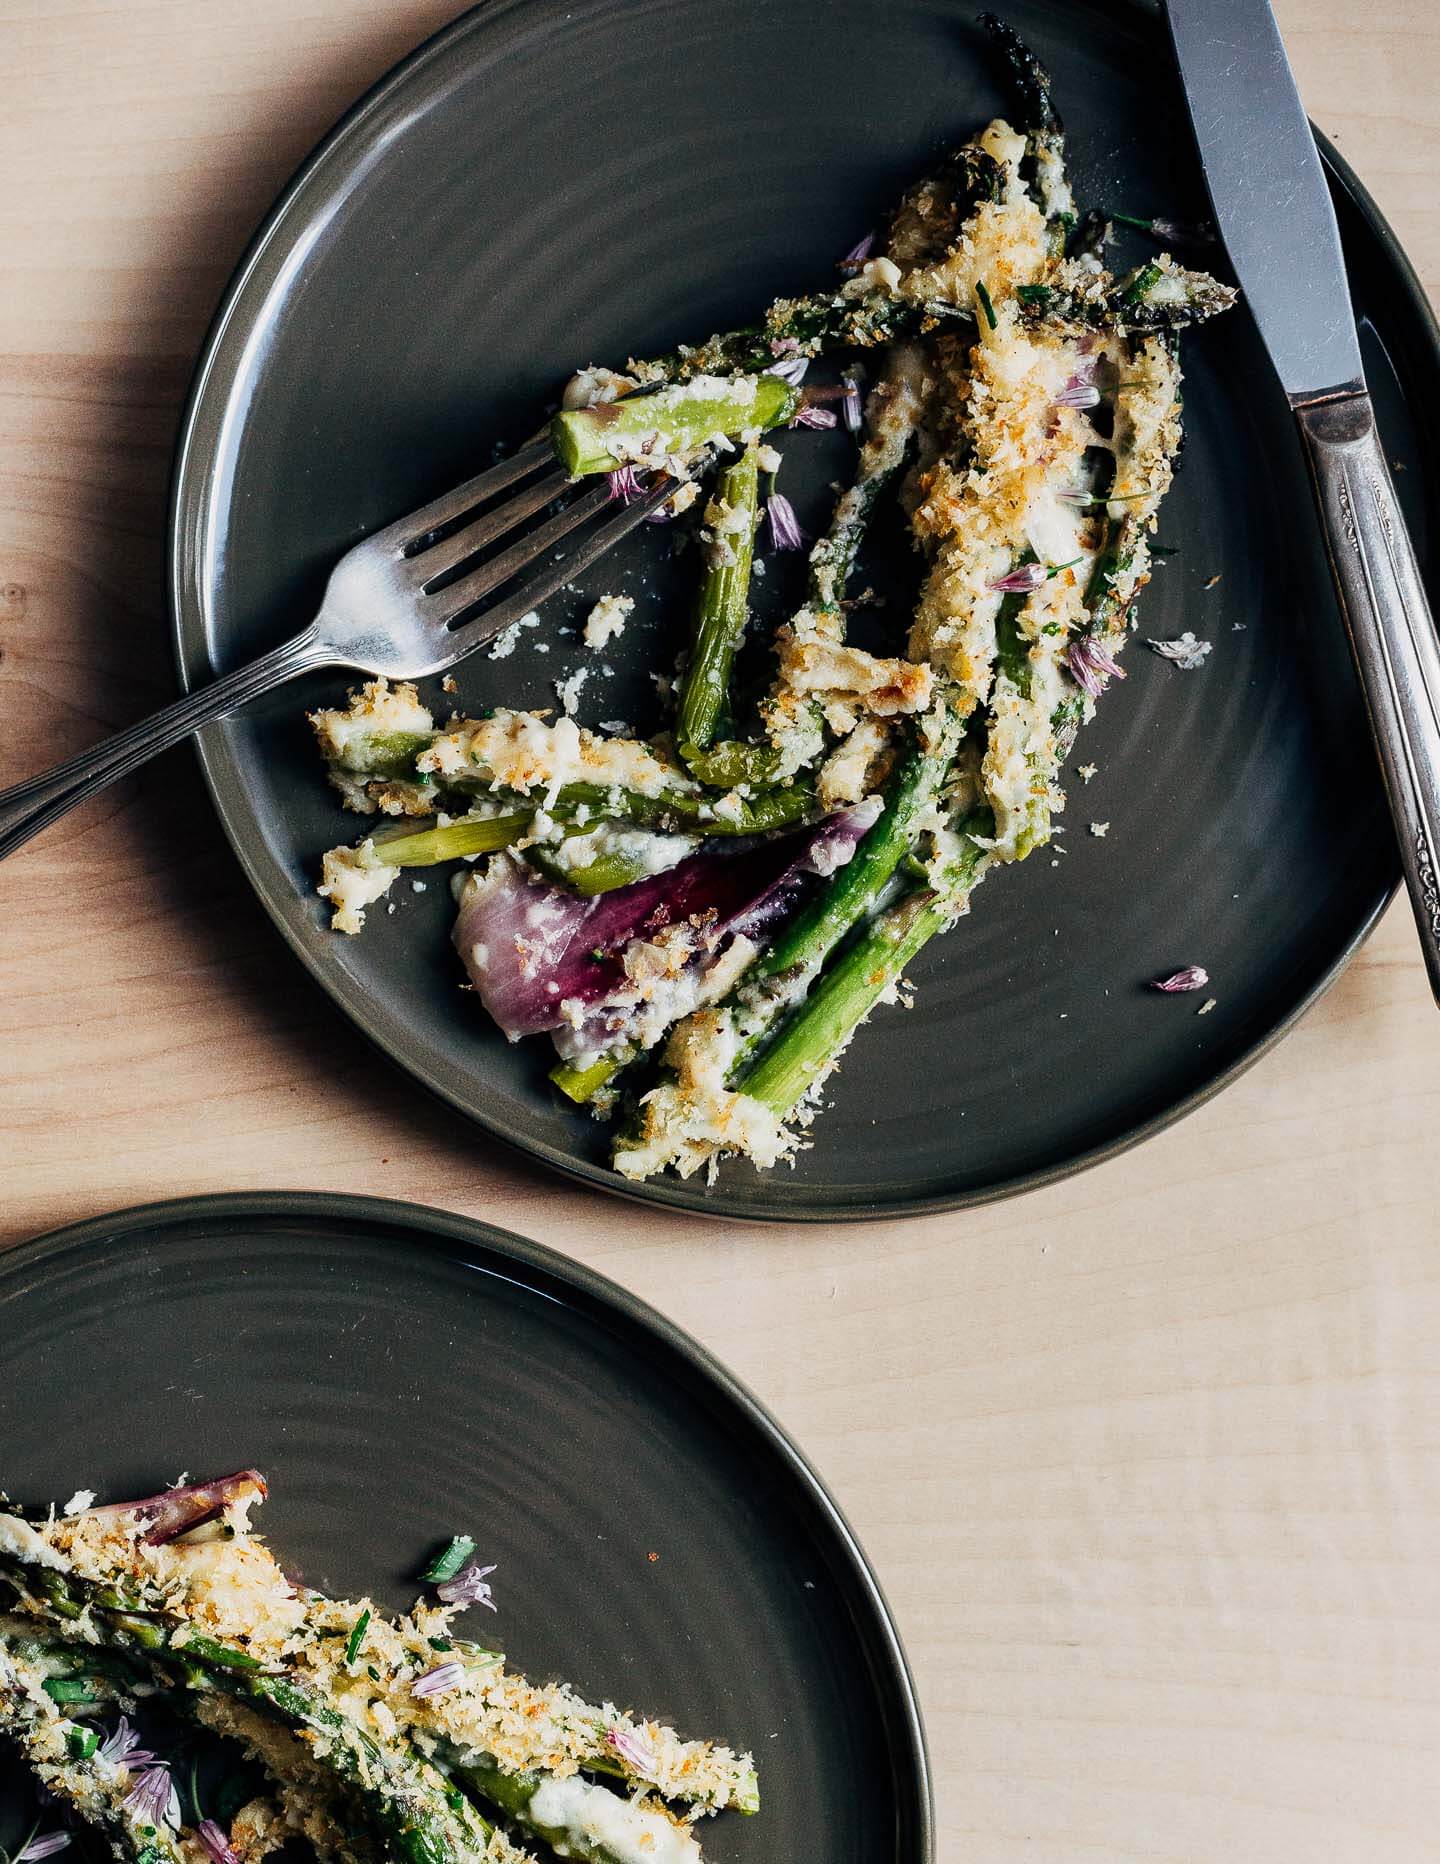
169, 0, 1438, 1219
0, 1192, 930, 1861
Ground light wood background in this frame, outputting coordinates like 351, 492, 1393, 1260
4, 4, 1440, 1858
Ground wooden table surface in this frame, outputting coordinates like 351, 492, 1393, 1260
4, 4, 1440, 1858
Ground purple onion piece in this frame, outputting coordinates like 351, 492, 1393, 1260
412, 1661, 466, 1699
195, 1823, 240, 1864
1151, 965, 1210, 993
1066, 637, 1127, 698
453, 801, 882, 1043
765, 494, 807, 553
86, 1472, 266, 1547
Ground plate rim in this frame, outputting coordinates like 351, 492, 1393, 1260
3, 1187, 935, 1862
166, 0, 1430, 1224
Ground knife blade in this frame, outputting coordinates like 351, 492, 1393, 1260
1163, 0, 1363, 405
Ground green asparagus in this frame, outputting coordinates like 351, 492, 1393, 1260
551, 376, 796, 477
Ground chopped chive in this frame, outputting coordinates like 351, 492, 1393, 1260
67, 1724, 99, 1759
43, 1678, 94, 1704
422, 1536, 477, 1584
1150, 543, 1180, 557
366, 1664, 380, 1681
1122, 261, 1164, 305
975, 279, 998, 330
345, 1609, 371, 1667
427, 1638, 453, 1653
1016, 283, 1053, 306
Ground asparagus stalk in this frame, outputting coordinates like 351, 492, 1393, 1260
631, 290, 971, 386
323, 736, 812, 841
676, 447, 761, 767
0, 1637, 186, 1864
0, 1562, 522, 1864
443, 1746, 702, 1864
738, 814, 992, 1116
551, 376, 796, 476
1015, 259, 1237, 332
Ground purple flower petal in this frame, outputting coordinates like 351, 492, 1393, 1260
988, 561, 1047, 595
411, 1661, 467, 1700
607, 1724, 658, 1774
98, 1717, 156, 1771
122, 1768, 174, 1829
1066, 637, 1128, 698
436, 1559, 498, 1612
1054, 378, 1102, 410
838, 231, 876, 271
789, 405, 837, 430
765, 355, 810, 388
765, 494, 807, 553
840, 373, 863, 434
605, 467, 643, 505
1151, 965, 1210, 993
16, 1835, 72, 1862
195, 1822, 241, 1864
769, 336, 800, 356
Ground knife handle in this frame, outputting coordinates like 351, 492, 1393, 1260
1296, 391, 1440, 1005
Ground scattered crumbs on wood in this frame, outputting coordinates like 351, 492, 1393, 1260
1089, 821, 1110, 837
441, 674, 458, 693
647, 1551, 659, 1563
410, 880, 427, 894
1197, 997, 1217, 1016
1393, 458, 1406, 471
1232, 622, 1247, 631
1204, 573, 1221, 589
1078, 762, 1098, 782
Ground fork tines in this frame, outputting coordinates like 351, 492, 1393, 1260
390, 440, 676, 644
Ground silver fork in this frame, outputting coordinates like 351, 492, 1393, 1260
0, 441, 676, 860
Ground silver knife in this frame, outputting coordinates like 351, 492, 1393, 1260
1165, 0, 1440, 1006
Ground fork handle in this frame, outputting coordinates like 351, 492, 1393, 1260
0, 624, 333, 861
1296, 390, 1440, 1006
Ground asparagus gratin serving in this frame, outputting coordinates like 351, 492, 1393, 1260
306, 17, 1236, 1182
0, 1472, 756, 1864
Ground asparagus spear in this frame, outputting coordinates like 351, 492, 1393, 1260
0, 1636, 186, 1864
630, 289, 971, 386
0, 1562, 526, 1864
551, 376, 796, 476
321, 733, 813, 840
676, 447, 761, 768
738, 813, 993, 1116
442, 1746, 703, 1864
1015, 258, 1237, 331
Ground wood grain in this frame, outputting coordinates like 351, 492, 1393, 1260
2, 5, 1439, 1859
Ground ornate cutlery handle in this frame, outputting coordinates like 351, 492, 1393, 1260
0, 626, 331, 861
1296, 392, 1440, 1004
